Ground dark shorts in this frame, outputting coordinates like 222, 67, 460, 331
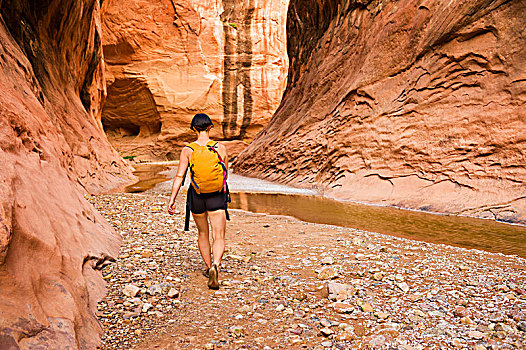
188, 186, 227, 214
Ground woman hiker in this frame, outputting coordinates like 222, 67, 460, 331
167, 113, 229, 290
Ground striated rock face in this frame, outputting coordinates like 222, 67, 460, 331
101, 0, 289, 160
0, 0, 131, 348
235, 0, 526, 223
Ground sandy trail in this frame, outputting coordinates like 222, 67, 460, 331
89, 191, 525, 350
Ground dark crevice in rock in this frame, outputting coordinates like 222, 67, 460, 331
80, 28, 102, 114
82, 254, 116, 271
0, 0, 49, 89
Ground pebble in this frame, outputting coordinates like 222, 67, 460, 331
467, 330, 485, 339
359, 301, 373, 313
460, 316, 474, 325
229, 325, 244, 337
429, 310, 446, 318
451, 338, 464, 347
238, 305, 251, 313
320, 319, 332, 328
396, 282, 410, 293
338, 322, 352, 331
122, 284, 140, 297
332, 302, 354, 314
327, 282, 355, 301
123, 311, 139, 319
167, 288, 179, 298
336, 330, 355, 341
453, 306, 470, 318
290, 327, 303, 335
320, 257, 335, 265
320, 327, 334, 337
141, 303, 153, 313
374, 311, 389, 320
147, 284, 162, 295
317, 266, 339, 280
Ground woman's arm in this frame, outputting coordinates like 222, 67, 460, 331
168, 147, 191, 214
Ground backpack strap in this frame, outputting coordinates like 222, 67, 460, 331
206, 141, 228, 192
184, 188, 192, 231
183, 142, 197, 230
224, 183, 231, 221
185, 142, 201, 191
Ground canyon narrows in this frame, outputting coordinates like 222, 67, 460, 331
0, 0, 132, 348
100, 0, 289, 160
234, 0, 526, 223
1, 0, 525, 348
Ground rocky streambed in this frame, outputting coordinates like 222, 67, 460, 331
89, 192, 526, 349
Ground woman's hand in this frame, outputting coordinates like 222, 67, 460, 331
168, 198, 176, 215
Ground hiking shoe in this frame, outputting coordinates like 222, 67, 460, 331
202, 268, 210, 278
208, 264, 219, 290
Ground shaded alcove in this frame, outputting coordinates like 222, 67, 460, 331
101, 78, 162, 138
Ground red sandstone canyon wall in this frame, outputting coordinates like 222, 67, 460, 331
0, 0, 131, 348
234, 0, 526, 223
101, 0, 289, 160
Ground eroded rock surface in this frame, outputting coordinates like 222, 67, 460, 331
0, 0, 131, 348
101, 0, 289, 160
235, 0, 526, 223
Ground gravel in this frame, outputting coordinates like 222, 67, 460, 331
88, 192, 526, 349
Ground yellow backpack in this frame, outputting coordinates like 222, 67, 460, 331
187, 141, 226, 194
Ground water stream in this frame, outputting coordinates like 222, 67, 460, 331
230, 192, 526, 258
124, 163, 171, 193
124, 164, 526, 257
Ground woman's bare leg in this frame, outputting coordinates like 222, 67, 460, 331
192, 212, 212, 269
207, 210, 226, 266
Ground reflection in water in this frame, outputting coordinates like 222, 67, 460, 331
125, 164, 169, 193
230, 192, 526, 258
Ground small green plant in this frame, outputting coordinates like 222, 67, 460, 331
229, 23, 237, 29
123, 155, 136, 161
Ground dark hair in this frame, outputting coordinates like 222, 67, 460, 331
190, 113, 213, 131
